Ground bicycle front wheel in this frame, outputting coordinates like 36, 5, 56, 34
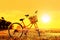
8, 22, 23, 38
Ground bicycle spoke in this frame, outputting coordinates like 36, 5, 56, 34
8, 23, 23, 38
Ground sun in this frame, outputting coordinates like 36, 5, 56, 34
41, 14, 50, 23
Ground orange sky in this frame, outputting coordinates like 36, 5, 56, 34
0, 0, 60, 30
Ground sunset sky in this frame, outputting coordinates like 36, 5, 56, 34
0, 0, 60, 30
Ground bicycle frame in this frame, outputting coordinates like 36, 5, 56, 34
20, 19, 33, 29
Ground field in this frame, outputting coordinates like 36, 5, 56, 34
0, 29, 60, 40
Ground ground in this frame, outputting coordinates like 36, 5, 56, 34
0, 29, 60, 40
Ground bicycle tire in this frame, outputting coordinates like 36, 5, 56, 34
8, 22, 23, 38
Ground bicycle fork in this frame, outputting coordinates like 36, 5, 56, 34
36, 29, 40, 36
34, 23, 40, 36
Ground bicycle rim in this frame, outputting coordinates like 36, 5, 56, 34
8, 22, 23, 38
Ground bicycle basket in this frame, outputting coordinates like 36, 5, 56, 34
29, 15, 38, 24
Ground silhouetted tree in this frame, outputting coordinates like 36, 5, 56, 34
0, 17, 12, 30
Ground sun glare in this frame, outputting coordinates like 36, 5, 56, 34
41, 14, 50, 23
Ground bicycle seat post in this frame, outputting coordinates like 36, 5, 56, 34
20, 18, 26, 28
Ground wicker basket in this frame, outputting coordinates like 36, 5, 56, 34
29, 15, 38, 24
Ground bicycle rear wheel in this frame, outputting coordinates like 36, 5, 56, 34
8, 22, 23, 38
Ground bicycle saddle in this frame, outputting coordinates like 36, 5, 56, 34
25, 14, 29, 17
20, 18, 24, 21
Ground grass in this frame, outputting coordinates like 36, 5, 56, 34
0, 29, 60, 40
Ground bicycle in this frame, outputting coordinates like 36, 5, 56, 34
8, 10, 40, 39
